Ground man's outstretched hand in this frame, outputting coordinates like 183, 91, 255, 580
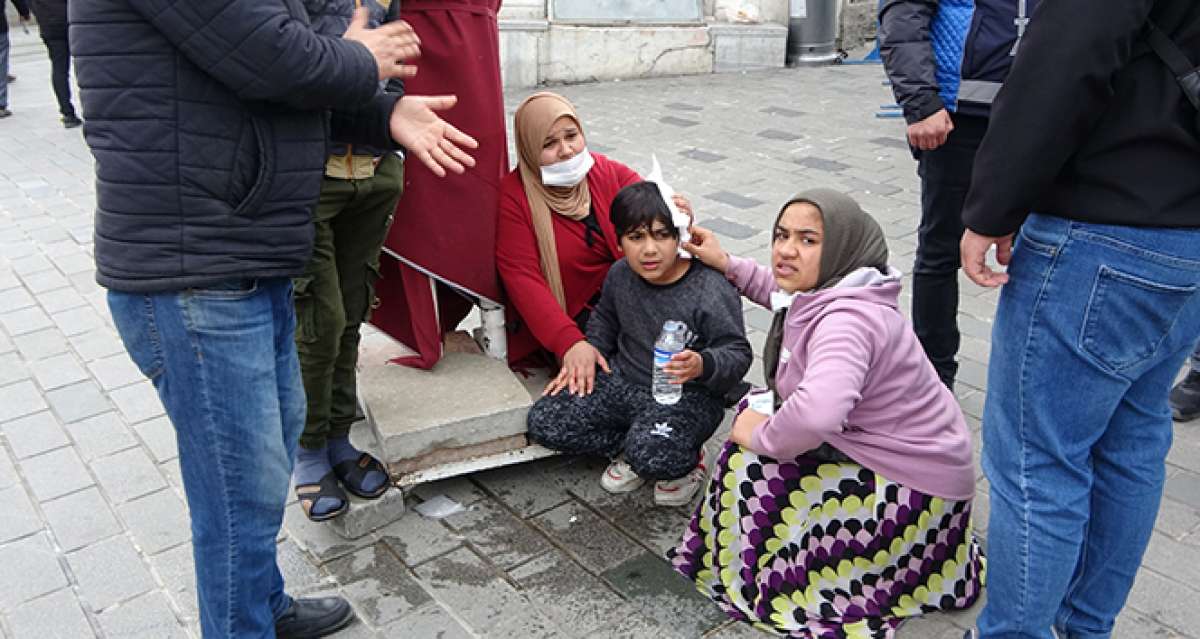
343, 8, 421, 80
390, 95, 478, 177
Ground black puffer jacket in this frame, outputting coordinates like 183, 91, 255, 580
72, 0, 401, 292
963, 0, 1200, 235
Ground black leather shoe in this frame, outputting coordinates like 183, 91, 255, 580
275, 596, 355, 639
1171, 370, 1200, 422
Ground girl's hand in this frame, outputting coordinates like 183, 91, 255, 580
544, 340, 611, 397
664, 349, 703, 385
682, 225, 730, 274
730, 408, 769, 448
672, 194, 695, 224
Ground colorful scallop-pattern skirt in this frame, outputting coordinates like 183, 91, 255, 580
668, 441, 985, 638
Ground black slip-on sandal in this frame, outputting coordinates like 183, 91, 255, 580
333, 453, 391, 499
295, 472, 349, 522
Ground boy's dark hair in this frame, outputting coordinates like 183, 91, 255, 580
610, 181, 679, 239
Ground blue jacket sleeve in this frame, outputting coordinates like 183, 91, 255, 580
124, 0, 380, 110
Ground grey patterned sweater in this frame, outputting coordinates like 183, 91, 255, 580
587, 260, 752, 398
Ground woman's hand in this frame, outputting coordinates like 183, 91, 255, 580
682, 225, 730, 274
730, 408, 769, 448
672, 194, 695, 225
664, 349, 703, 385
544, 340, 611, 397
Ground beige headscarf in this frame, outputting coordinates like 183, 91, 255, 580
514, 92, 593, 311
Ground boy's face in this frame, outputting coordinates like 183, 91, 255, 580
620, 219, 684, 284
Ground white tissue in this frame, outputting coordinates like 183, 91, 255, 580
647, 155, 692, 258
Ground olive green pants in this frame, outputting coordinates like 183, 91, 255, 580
295, 153, 404, 450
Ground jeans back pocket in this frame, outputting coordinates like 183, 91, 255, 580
1081, 265, 1198, 374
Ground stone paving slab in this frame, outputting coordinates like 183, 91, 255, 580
2, 42, 1200, 638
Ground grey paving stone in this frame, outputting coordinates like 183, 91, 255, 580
0, 533, 68, 611
1165, 471, 1200, 509
327, 542, 433, 627
510, 549, 631, 636
0, 306, 53, 336
0, 484, 42, 544
67, 535, 156, 612
379, 602, 473, 639
87, 353, 143, 392
132, 416, 177, 463
5, 588, 96, 639
63, 411, 137, 462
44, 380, 111, 423
413, 547, 555, 637
408, 475, 488, 507
48, 251, 94, 277
870, 136, 910, 150
443, 498, 552, 571
41, 486, 122, 552
659, 116, 700, 128
28, 353, 89, 391
532, 500, 644, 574
108, 381, 164, 423
10, 254, 53, 276
679, 148, 726, 163
703, 191, 765, 210
0, 330, 12, 355
36, 287, 87, 315
50, 307, 104, 337
0, 445, 18, 490
1156, 497, 1200, 539
148, 542, 199, 621
2, 410, 69, 459
69, 329, 128, 363
12, 328, 70, 361
0, 380, 48, 422
276, 537, 333, 596
0, 353, 30, 388
1125, 567, 1200, 637
761, 106, 804, 117
609, 498, 696, 557
757, 129, 803, 142
376, 503, 465, 568
91, 447, 167, 504
601, 551, 727, 637
843, 177, 903, 196
664, 102, 703, 112
795, 156, 852, 172
0, 287, 36, 312
1143, 532, 1200, 587
19, 268, 70, 295
97, 590, 187, 639
19, 446, 93, 502
117, 488, 189, 554
704, 217, 760, 240
471, 459, 573, 518
283, 501, 379, 563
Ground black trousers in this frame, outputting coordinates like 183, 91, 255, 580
40, 33, 75, 118
526, 371, 725, 481
912, 113, 988, 388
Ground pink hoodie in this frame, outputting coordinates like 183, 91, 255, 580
727, 255, 976, 501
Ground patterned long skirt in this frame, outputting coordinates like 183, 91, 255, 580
668, 441, 985, 638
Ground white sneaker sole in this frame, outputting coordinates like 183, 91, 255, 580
653, 484, 700, 507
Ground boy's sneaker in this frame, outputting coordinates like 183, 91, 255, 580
601, 458, 645, 493
654, 451, 707, 507
1170, 370, 1200, 422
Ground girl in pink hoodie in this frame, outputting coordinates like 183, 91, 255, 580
669, 189, 984, 638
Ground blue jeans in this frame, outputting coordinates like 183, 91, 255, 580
109, 279, 303, 638
977, 214, 1200, 639
1, 29, 10, 109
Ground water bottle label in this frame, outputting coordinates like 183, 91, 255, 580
654, 347, 672, 367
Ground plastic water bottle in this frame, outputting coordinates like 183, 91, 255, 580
652, 320, 690, 405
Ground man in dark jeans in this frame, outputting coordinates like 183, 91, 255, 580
30, 0, 79, 127
1, 0, 32, 119
878, 0, 1039, 388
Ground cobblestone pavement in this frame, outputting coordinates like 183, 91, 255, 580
2, 28, 1200, 638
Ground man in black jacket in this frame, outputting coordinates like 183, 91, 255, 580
29, 0, 79, 127
960, 2, 1200, 637
0, 0, 32, 118
72, 1, 477, 637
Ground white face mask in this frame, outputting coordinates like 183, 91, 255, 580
540, 147, 594, 187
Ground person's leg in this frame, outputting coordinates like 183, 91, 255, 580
325, 155, 404, 496
292, 178, 354, 519
1, 30, 10, 112
40, 33, 76, 121
977, 215, 1200, 639
911, 115, 987, 388
526, 370, 634, 457
108, 279, 295, 637
1168, 339, 1200, 421
623, 389, 725, 481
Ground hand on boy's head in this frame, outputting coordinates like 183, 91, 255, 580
672, 194, 695, 223
544, 341, 611, 397
682, 226, 729, 274
664, 349, 703, 385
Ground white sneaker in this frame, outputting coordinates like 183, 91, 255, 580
654, 452, 707, 507
600, 458, 645, 493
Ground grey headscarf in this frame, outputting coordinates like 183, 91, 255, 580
762, 189, 889, 394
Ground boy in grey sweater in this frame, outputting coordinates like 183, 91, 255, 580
527, 182, 752, 507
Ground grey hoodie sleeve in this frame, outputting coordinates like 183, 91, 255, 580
696, 276, 752, 397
